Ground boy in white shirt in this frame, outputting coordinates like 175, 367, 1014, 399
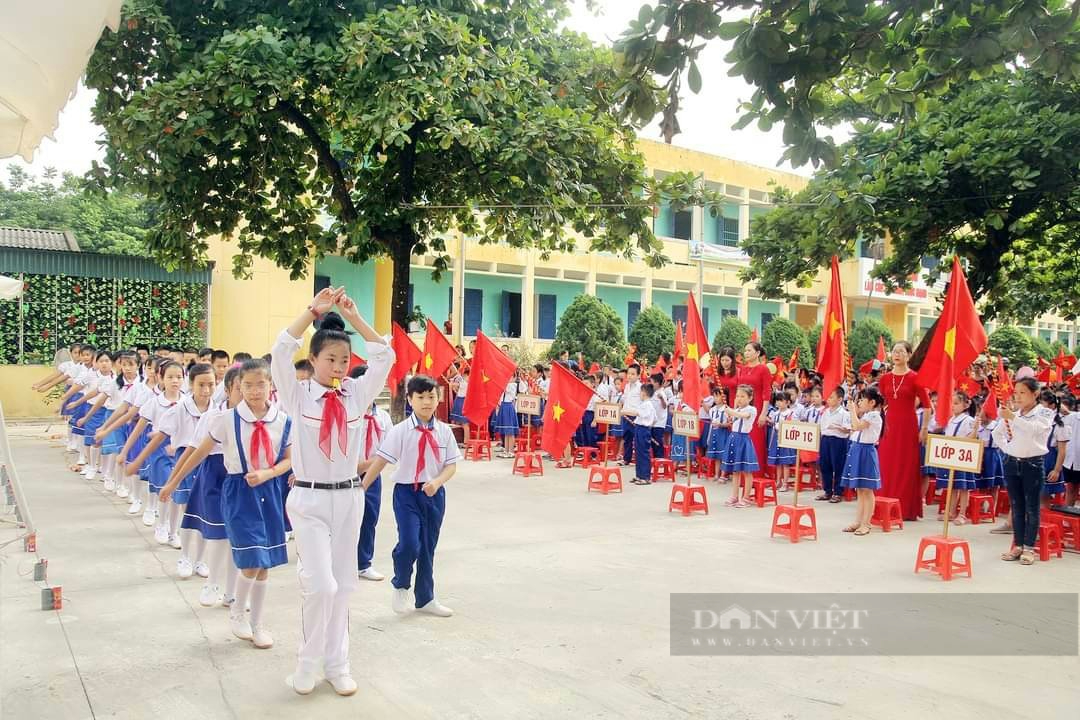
364, 375, 460, 617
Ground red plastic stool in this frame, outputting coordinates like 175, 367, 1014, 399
870, 497, 904, 532
795, 465, 820, 491
770, 504, 818, 543
842, 488, 856, 501
967, 492, 995, 524
750, 478, 778, 508
587, 465, 623, 494
573, 446, 600, 468
1047, 510, 1080, 550
472, 425, 490, 441
994, 487, 1010, 516
697, 458, 716, 481
512, 451, 544, 477
464, 439, 493, 461
651, 458, 676, 482
914, 535, 973, 581
1036, 522, 1064, 561
531, 432, 543, 451
515, 436, 531, 453
668, 484, 709, 516
925, 483, 945, 506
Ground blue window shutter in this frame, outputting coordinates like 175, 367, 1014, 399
501, 291, 512, 336
537, 294, 557, 339
463, 288, 482, 336
701, 307, 710, 336
672, 304, 688, 328
407, 284, 414, 314
627, 301, 641, 334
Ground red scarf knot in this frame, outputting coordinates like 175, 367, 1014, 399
319, 389, 348, 459
250, 419, 274, 470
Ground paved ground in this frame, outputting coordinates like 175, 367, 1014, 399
2, 422, 1078, 720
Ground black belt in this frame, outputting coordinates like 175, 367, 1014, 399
293, 477, 360, 490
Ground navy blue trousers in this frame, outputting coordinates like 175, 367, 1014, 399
634, 425, 653, 481
651, 427, 665, 459
622, 417, 636, 463
356, 475, 382, 571
819, 436, 849, 496
391, 483, 445, 608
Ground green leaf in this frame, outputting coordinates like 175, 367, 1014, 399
687, 60, 702, 94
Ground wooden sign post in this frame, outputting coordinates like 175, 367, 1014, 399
672, 411, 701, 477
593, 402, 621, 466
924, 434, 984, 538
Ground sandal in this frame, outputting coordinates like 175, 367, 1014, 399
829, 496, 843, 503
815, 493, 829, 501
1019, 550, 1036, 565
990, 524, 1013, 534
723, 497, 739, 507
842, 523, 860, 533
853, 525, 871, 536
1000, 548, 1023, 561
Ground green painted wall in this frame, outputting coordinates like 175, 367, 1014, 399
748, 299, 780, 332
596, 285, 642, 334
651, 289, 685, 321
702, 295, 739, 336
409, 268, 453, 328
314, 256, 376, 354
852, 306, 885, 324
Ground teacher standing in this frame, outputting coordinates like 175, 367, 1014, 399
737, 342, 773, 475
878, 341, 931, 520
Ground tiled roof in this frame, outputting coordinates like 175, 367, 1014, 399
0, 226, 80, 252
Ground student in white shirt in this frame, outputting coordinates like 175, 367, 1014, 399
840, 387, 884, 535
816, 387, 850, 502
631, 383, 657, 484
271, 288, 393, 696
354, 364, 392, 582
1061, 396, 1079, 508
363, 375, 460, 617
649, 372, 670, 460
992, 378, 1054, 565
619, 365, 643, 466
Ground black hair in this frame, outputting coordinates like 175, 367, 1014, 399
829, 386, 846, 402
187, 362, 214, 385
198, 347, 213, 357
349, 364, 367, 379
261, 353, 272, 363
858, 386, 884, 408
114, 350, 139, 387
157, 359, 184, 380
736, 383, 754, 401
294, 359, 314, 373
94, 349, 112, 362
718, 346, 738, 377
641, 382, 655, 398
239, 358, 271, 381
1039, 388, 1065, 427
771, 390, 787, 405
210, 349, 230, 363
892, 340, 914, 354
135, 344, 149, 353
407, 374, 438, 396
183, 348, 197, 355
953, 390, 976, 417
223, 366, 243, 394
82, 345, 97, 355
651, 372, 664, 385
233, 352, 253, 362
310, 312, 350, 356
746, 341, 766, 359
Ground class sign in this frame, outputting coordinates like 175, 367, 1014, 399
777, 421, 820, 452
515, 394, 541, 416
925, 434, 984, 474
672, 411, 700, 438
594, 402, 621, 425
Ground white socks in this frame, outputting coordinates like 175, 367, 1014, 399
166, 502, 182, 536
179, 527, 203, 565
250, 578, 268, 627
234, 574, 255, 619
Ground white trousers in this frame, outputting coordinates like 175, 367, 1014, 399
286, 485, 363, 677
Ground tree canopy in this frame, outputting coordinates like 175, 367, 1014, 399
0, 166, 153, 255
86, 1, 674, 337
738, 72, 1080, 321
712, 316, 751, 356
613, 0, 1080, 167
761, 317, 811, 368
628, 305, 675, 364
549, 295, 627, 367
847, 317, 893, 369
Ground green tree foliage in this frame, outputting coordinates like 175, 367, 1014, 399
1031, 335, 1054, 362
0, 166, 152, 254
628, 305, 674, 365
549, 295, 627, 368
712, 316, 751, 357
761, 317, 811, 368
613, 0, 1080, 167
85, 1, 672, 339
739, 73, 1080, 321
847, 317, 893, 369
988, 326, 1036, 368
807, 323, 823, 361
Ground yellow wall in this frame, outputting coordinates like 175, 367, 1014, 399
0, 365, 61, 419
638, 138, 808, 192
205, 236, 314, 357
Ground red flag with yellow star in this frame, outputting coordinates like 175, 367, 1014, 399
388, 322, 422, 395
540, 362, 595, 457
815, 256, 847, 399
674, 320, 685, 363
918, 257, 987, 427
421, 319, 457, 380
681, 292, 711, 411
462, 331, 517, 426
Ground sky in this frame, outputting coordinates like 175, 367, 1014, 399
3, 1, 818, 181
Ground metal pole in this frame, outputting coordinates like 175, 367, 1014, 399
17, 273, 24, 364
457, 231, 467, 345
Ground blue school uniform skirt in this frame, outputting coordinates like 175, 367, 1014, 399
608, 418, 624, 438
722, 432, 759, 474
495, 400, 519, 436
531, 400, 544, 427
181, 454, 228, 540
670, 434, 688, 461
81, 407, 112, 446
840, 441, 881, 490
767, 430, 797, 466
977, 445, 1004, 490
920, 442, 934, 477
935, 466, 977, 491
450, 396, 467, 424
222, 472, 288, 569
706, 425, 730, 460
169, 447, 198, 505
67, 393, 88, 436
147, 439, 175, 495
100, 419, 128, 456
127, 421, 151, 464
1043, 446, 1066, 496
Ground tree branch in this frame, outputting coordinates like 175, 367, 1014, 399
277, 99, 358, 224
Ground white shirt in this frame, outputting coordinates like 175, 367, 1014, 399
799, 405, 823, 424
852, 410, 883, 445
501, 380, 521, 403
698, 394, 715, 420
211, 380, 227, 408
271, 329, 394, 484
634, 398, 657, 427
729, 405, 758, 434
709, 406, 728, 427
819, 406, 851, 438
943, 414, 975, 439
208, 401, 292, 475
192, 408, 225, 457
1062, 413, 1080, 470
1048, 417, 1071, 450
157, 395, 211, 452
992, 407, 1054, 459
139, 392, 180, 428
653, 388, 672, 428
456, 378, 469, 398
376, 414, 461, 485
622, 380, 642, 414
978, 419, 998, 448
103, 376, 139, 410
361, 405, 393, 461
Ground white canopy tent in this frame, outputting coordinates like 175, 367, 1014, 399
0, 275, 23, 300
0, 1, 123, 161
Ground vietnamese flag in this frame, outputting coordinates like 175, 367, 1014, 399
348, 352, 366, 373
1053, 347, 1077, 374
388, 322, 422, 394
462, 331, 517, 426
674, 320, 685, 363
787, 346, 800, 372
876, 335, 886, 363
918, 257, 988, 428
421, 319, 457, 379
985, 355, 1012, 420
540, 362, 595, 457
750, 328, 759, 343
681, 292, 711, 411
815, 256, 847, 399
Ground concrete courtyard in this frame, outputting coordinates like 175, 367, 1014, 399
2, 421, 1078, 720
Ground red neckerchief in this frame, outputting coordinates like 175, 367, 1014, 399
250, 419, 274, 470
364, 410, 383, 458
319, 386, 348, 459
414, 418, 440, 491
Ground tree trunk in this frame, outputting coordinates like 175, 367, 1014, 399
388, 234, 415, 422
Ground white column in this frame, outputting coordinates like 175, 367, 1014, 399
451, 232, 465, 344
521, 250, 536, 344
739, 286, 750, 323
778, 301, 789, 320
738, 188, 751, 242
642, 268, 654, 308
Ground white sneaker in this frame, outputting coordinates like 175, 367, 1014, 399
417, 599, 454, 617
221, 595, 236, 611
154, 525, 169, 544
291, 668, 317, 695
83, 466, 96, 481
326, 674, 358, 696
252, 625, 273, 649
198, 584, 220, 607
128, 499, 143, 515
285, 531, 294, 542
391, 587, 411, 614
194, 561, 209, 578
141, 507, 155, 525
103, 478, 116, 492
230, 613, 253, 641
168, 534, 182, 550
117, 485, 130, 498
177, 557, 193, 579
358, 567, 385, 582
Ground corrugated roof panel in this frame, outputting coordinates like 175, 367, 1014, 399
0, 226, 79, 251
0, 248, 213, 284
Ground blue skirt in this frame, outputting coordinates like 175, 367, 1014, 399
495, 400, 519, 436
935, 467, 978, 491
81, 407, 111, 445
722, 433, 759, 474
671, 434, 688, 460
450, 396, 467, 424
181, 455, 227, 540
171, 455, 198, 505
920, 443, 934, 477
62, 390, 83, 418
608, 419, 623, 438
1044, 480, 1066, 497
977, 446, 1004, 489
68, 394, 88, 435
222, 471, 287, 569
101, 421, 129, 456
127, 422, 151, 465
148, 448, 175, 495
706, 425, 730, 460
531, 399, 544, 427
840, 442, 881, 490
767, 431, 797, 466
